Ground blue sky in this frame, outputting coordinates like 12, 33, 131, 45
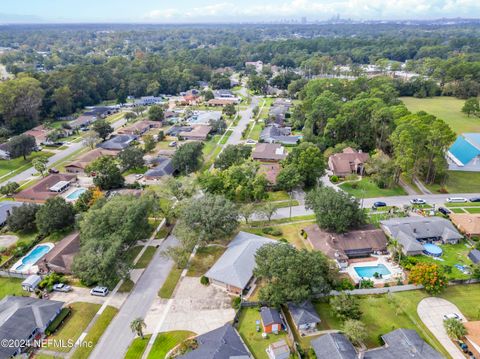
1, 0, 480, 23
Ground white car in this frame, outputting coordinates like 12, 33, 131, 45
410, 198, 426, 205
443, 313, 461, 321
90, 286, 109, 297
446, 197, 468, 203
52, 283, 72, 292
134, 174, 144, 180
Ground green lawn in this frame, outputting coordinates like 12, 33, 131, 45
426, 171, 480, 194
243, 221, 315, 250
411, 241, 473, 279
46, 302, 101, 352
147, 331, 195, 359
220, 130, 233, 145
466, 207, 480, 214
118, 278, 135, 293
266, 191, 290, 201
202, 135, 221, 156
134, 246, 157, 269
125, 335, 152, 359
339, 178, 407, 198
158, 266, 183, 299
237, 308, 289, 359
125, 245, 144, 266
0, 277, 25, 299
401, 96, 480, 134
187, 245, 226, 277
71, 306, 118, 359
0, 151, 53, 179
249, 121, 264, 141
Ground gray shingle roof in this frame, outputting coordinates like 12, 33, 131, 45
0, 201, 22, 226
205, 232, 276, 290
311, 333, 357, 359
381, 217, 462, 242
287, 301, 321, 327
144, 157, 174, 178
178, 324, 251, 359
364, 329, 443, 359
99, 134, 137, 150
260, 307, 282, 326
260, 126, 300, 145
469, 249, 480, 264
0, 296, 64, 358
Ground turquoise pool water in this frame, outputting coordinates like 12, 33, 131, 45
66, 188, 87, 200
354, 264, 391, 278
12, 244, 53, 272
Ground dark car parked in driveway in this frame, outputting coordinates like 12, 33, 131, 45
372, 201, 387, 209
438, 207, 451, 215
470, 197, 480, 202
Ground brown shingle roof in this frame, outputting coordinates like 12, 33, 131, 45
304, 224, 387, 261
252, 143, 287, 161
207, 98, 237, 106
117, 120, 160, 135
24, 125, 49, 144
328, 148, 369, 176
38, 232, 80, 274
450, 213, 480, 236
14, 173, 77, 203
65, 148, 116, 171
179, 125, 212, 140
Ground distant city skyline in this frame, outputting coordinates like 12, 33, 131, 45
1, 0, 480, 23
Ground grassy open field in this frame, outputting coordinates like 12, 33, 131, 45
339, 178, 406, 198
0, 151, 53, 179
401, 96, 480, 134
426, 171, 480, 193
147, 331, 195, 359
0, 277, 25, 299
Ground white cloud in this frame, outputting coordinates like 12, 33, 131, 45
144, 0, 480, 21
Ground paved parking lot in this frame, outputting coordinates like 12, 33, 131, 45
417, 297, 466, 359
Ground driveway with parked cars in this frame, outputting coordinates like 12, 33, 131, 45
417, 297, 467, 359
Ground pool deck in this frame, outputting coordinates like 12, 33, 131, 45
345, 255, 404, 284
10, 242, 55, 274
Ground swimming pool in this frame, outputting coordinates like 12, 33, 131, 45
354, 264, 391, 278
11, 243, 54, 273
66, 188, 87, 201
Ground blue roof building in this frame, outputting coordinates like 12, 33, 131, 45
448, 133, 480, 171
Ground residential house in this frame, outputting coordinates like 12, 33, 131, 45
37, 232, 80, 274
177, 324, 251, 359
117, 120, 160, 136
21, 275, 42, 292
207, 98, 238, 107
0, 142, 10, 159
380, 217, 463, 256
260, 307, 283, 334
268, 99, 292, 126
447, 133, 480, 171
98, 134, 137, 151
245, 61, 263, 72
266, 340, 290, 359
167, 125, 192, 137
311, 329, 442, 359
182, 89, 201, 105
205, 231, 276, 294
65, 148, 116, 173
83, 106, 118, 118
0, 296, 64, 358
304, 224, 388, 269
328, 147, 370, 177
179, 125, 212, 141
24, 125, 49, 146
70, 114, 96, 129
287, 301, 321, 333
258, 163, 281, 186
134, 96, 164, 106
469, 249, 480, 264
0, 201, 22, 227
450, 213, 480, 238
187, 111, 222, 125
14, 173, 77, 203
260, 125, 300, 145
144, 157, 175, 180
252, 143, 287, 162
214, 89, 235, 98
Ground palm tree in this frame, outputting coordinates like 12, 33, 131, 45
130, 317, 147, 339
388, 239, 403, 263
444, 318, 467, 340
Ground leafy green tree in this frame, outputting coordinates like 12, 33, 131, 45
32, 157, 49, 177
444, 318, 467, 340
118, 147, 145, 170
462, 98, 480, 117
276, 164, 302, 218
130, 318, 147, 339
239, 203, 256, 224
214, 144, 252, 170
282, 142, 325, 188
257, 202, 278, 222
176, 194, 238, 244
73, 195, 154, 286
143, 134, 156, 153
7, 134, 36, 159
92, 119, 113, 140
202, 90, 214, 101
330, 292, 362, 321
82, 131, 100, 149
0, 182, 19, 197
35, 197, 75, 235
364, 150, 397, 188
148, 105, 164, 121
343, 320, 367, 346
85, 155, 124, 190
6, 203, 39, 232
209, 118, 227, 134
254, 243, 334, 307
223, 103, 236, 117
247, 74, 268, 94
305, 187, 367, 233
172, 141, 204, 175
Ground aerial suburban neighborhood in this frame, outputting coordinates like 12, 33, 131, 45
1, 4, 480, 359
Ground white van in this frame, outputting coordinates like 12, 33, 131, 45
90, 286, 109, 297
446, 197, 468, 203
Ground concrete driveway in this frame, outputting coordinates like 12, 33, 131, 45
49, 286, 127, 308
417, 297, 466, 359
145, 277, 235, 336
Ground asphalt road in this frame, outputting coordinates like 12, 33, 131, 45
0, 116, 126, 187
90, 235, 178, 359
225, 96, 259, 146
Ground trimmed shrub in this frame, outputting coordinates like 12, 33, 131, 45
232, 296, 241, 310
200, 276, 209, 286
330, 175, 339, 183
